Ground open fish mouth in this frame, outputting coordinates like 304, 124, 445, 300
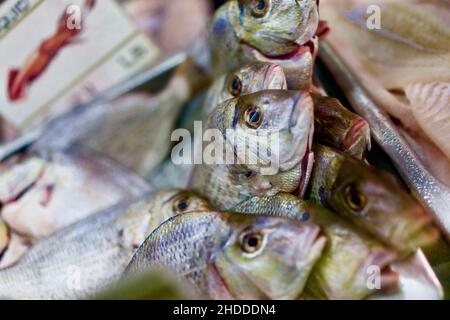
344, 118, 372, 152
244, 39, 316, 62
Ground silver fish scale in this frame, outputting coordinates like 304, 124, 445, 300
127, 212, 231, 297
0, 196, 153, 299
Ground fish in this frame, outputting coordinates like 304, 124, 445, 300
123, 0, 212, 54
312, 94, 371, 159
320, 0, 450, 166
306, 144, 439, 256
204, 62, 370, 158
0, 193, 155, 299
207, 0, 320, 89
0, 189, 213, 299
126, 0, 319, 107
0, 0, 321, 163
125, 211, 326, 299
233, 193, 398, 300
0, 147, 150, 268
190, 90, 315, 209
405, 82, 450, 160
146, 189, 443, 300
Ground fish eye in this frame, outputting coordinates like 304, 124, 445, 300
172, 195, 190, 213
227, 74, 242, 96
250, 0, 270, 17
344, 184, 367, 212
239, 169, 255, 180
244, 105, 263, 129
240, 230, 265, 255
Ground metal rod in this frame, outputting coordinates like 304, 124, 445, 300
319, 41, 450, 240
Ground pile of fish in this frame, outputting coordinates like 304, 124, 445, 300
0, 0, 448, 300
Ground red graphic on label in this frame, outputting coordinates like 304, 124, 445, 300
7, 0, 96, 102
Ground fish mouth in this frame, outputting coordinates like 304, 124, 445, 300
344, 118, 371, 152
245, 39, 316, 62
302, 226, 327, 261
403, 208, 439, 249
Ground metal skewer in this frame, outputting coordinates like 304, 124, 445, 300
319, 41, 450, 241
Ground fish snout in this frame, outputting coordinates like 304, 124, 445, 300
294, 223, 327, 265
278, 91, 314, 171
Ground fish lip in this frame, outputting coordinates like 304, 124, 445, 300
344, 118, 371, 151
298, 148, 313, 198
298, 225, 326, 270
243, 39, 316, 62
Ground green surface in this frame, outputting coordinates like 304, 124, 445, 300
95, 271, 193, 300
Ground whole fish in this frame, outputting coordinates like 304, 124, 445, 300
133, 0, 320, 123
0, 117, 17, 143
123, 0, 212, 54
204, 62, 370, 158
0, 147, 150, 268
146, 189, 215, 233
0, 189, 211, 299
0, 0, 321, 164
140, 189, 443, 300
307, 144, 439, 255
44, 0, 320, 144
321, 0, 450, 166
207, 0, 320, 89
125, 211, 326, 299
190, 90, 315, 209
0, 194, 153, 299
233, 193, 398, 300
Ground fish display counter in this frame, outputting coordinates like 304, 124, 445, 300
0, 0, 449, 301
